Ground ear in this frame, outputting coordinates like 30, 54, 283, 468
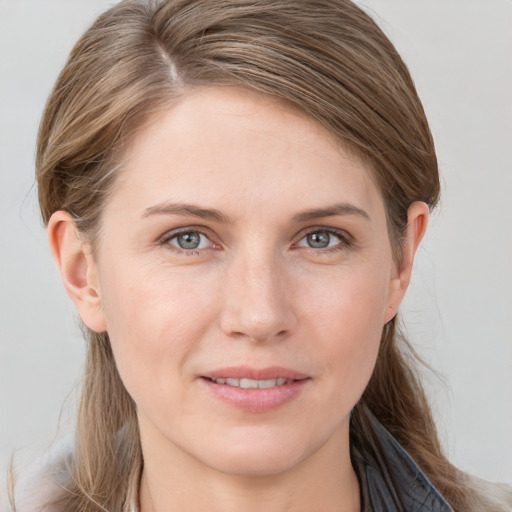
384, 201, 429, 323
47, 211, 107, 332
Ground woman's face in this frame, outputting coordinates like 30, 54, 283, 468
83, 87, 406, 476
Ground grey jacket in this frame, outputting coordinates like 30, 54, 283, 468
351, 417, 453, 511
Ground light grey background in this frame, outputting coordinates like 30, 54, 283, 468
1, 0, 511, 497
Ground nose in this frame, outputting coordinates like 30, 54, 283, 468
219, 249, 297, 343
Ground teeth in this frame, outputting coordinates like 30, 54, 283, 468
211, 377, 293, 388
240, 378, 258, 388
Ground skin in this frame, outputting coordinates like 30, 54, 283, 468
48, 87, 428, 512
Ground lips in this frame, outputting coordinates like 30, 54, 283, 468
202, 366, 309, 381
207, 377, 293, 388
200, 366, 310, 412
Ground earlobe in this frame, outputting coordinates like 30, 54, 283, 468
47, 211, 107, 332
384, 201, 429, 323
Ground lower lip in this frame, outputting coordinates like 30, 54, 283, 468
200, 378, 310, 413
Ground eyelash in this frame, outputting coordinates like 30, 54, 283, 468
295, 227, 353, 254
160, 228, 217, 255
159, 227, 353, 255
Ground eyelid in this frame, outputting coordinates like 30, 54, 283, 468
159, 226, 220, 252
293, 226, 354, 250
157, 225, 353, 253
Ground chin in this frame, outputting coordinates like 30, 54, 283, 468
207, 448, 306, 477
194, 429, 319, 477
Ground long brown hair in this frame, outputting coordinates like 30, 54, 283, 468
23, 0, 500, 510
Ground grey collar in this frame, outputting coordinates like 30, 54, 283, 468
351, 416, 454, 512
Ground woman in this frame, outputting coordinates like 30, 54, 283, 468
8, 0, 511, 511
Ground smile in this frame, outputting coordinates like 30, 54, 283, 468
200, 368, 310, 412
207, 377, 294, 388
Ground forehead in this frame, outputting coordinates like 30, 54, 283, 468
111, 87, 385, 224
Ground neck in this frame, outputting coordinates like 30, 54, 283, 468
138, 422, 360, 512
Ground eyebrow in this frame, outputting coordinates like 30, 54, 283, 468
143, 202, 233, 223
142, 201, 371, 224
292, 203, 371, 223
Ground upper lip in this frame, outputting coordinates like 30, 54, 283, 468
201, 366, 309, 381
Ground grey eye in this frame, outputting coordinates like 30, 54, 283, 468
296, 230, 345, 250
165, 230, 214, 252
306, 231, 332, 248
174, 232, 202, 250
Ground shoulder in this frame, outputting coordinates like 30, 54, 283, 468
352, 416, 455, 511
352, 411, 512, 512
465, 474, 512, 512
11, 437, 74, 512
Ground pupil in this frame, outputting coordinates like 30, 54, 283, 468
307, 232, 330, 248
177, 232, 200, 249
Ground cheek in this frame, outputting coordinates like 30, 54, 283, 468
303, 260, 390, 337
96, 264, 220, 405
300, 264, 390, 394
